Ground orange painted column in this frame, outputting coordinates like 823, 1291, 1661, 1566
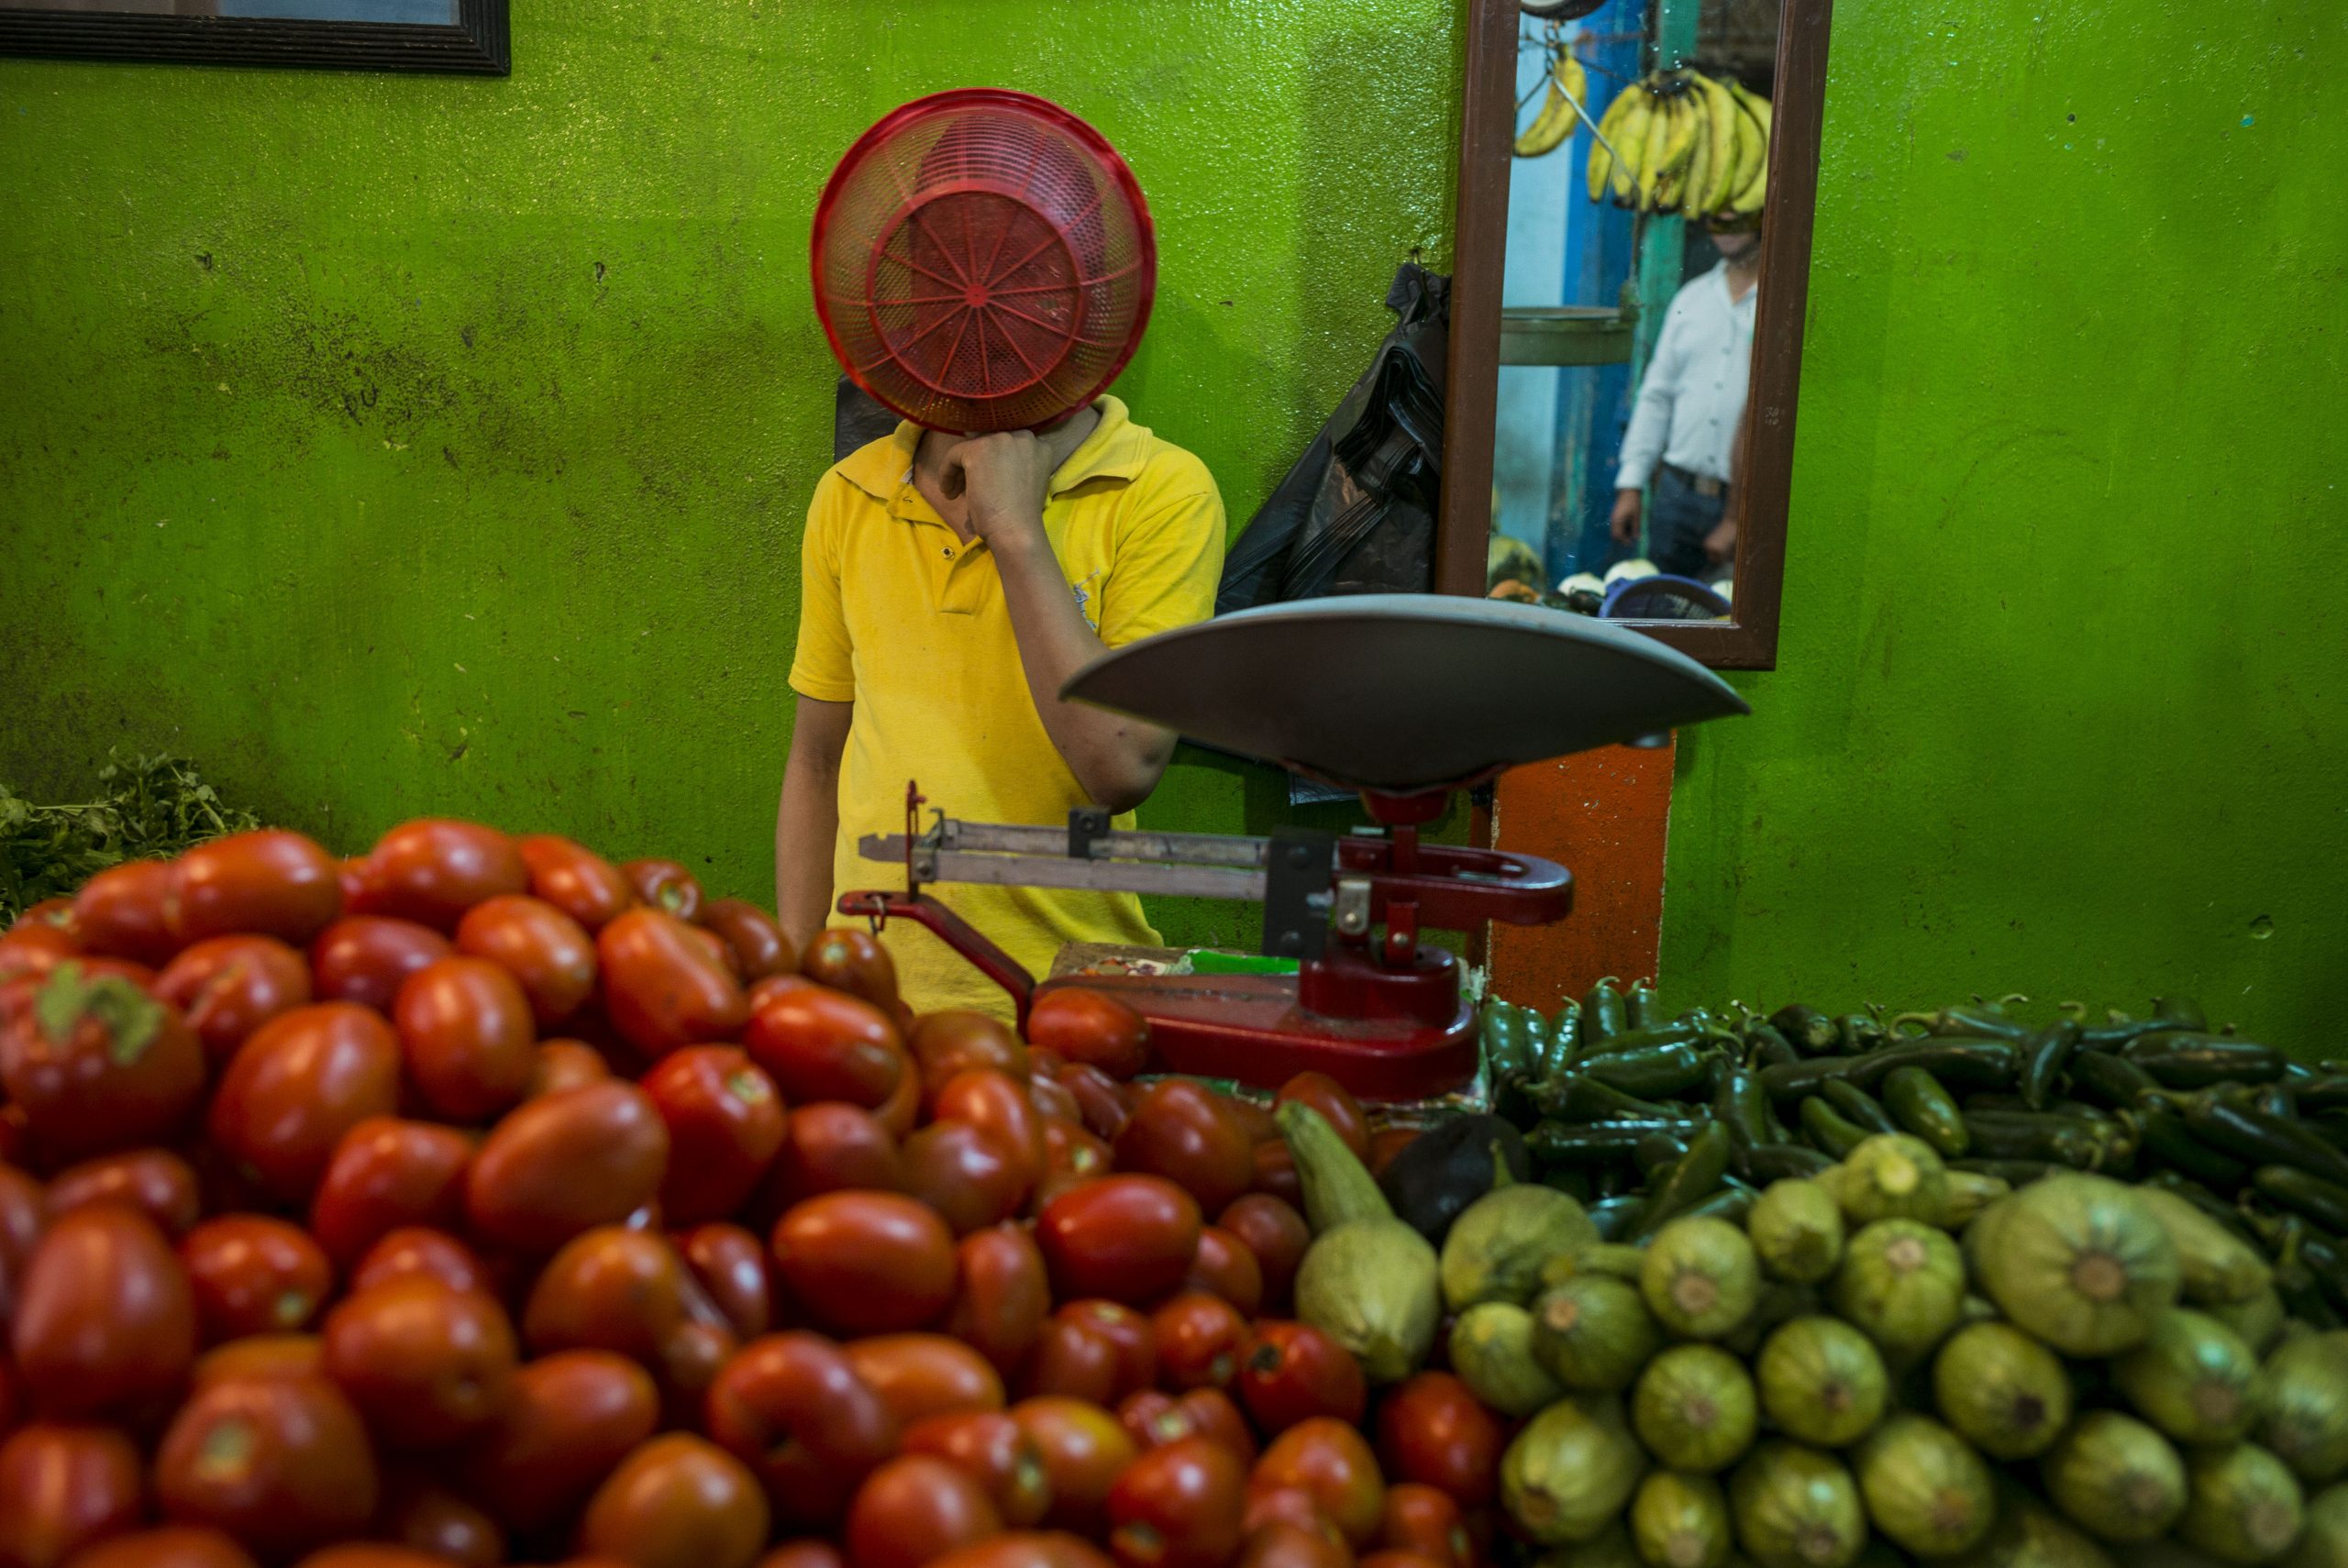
1483, 741, 1677, 1012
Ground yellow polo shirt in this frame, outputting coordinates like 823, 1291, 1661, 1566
789, 396, 1226, 1019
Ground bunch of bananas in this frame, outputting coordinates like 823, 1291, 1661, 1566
1513, 50, 1589, 159
1585, 69, 1772, 221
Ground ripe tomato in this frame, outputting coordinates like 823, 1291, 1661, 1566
681, 1222, 774, 1339
598, 909, 748, 1057
659, 1315, 737, 1430
1178, 1388, 1258, 1467
770, 1190, 956, 1334
1272, 1073, 1368, 1163
847, 1453, 1003, 1568
308, 1116, 472, 1268
1185, 1225, 1265, 1317
0, 963, 205, 1161
1153, 1292, 1249, 1391
454, 893, 598, 1026
705, 1331, 899, 1527
935, 1067, 1046, 1182
1109, 1435, 1247, 1568
457, 1348, 658, 1535
1252, 1419, 1385, 1548
375, 1474, 504, 1566
1235, 1520, 1352, 1568
394, 955, 537, 1122
193, 1334, 325, 1390
640, 1046, 785, 1223
207, 1002, 403, 1202
64, 1528, 260, 1568
903, 1410, 1053, 1528
309, 917, 450, 1012
1372, 1374, 1503, 1510
1378, 1485, 1468, 1568
743, 979, 906, 1109
1115, 1081, 1253, 1214
1011, 1397, 1139, 1535
902, 1120, 1031, 1235
363, 820, 530, 932
1041, 1117, 1114, 1187
761, 1102, 903, 1214
909, 1010, 1028, 1096
1058, 1301, 1157, 1399
1024, 1313, 1126, 1406
801, 927, 900, 1014
0, 1421, 143, 1568
515, 834, 638, 932
522, 1227, 699, 1365
1224, 1098, 1278, 1147
946, 1222, 1050, 1376
528, 1038, 612, 1098
172, 829, 342, 946
182, 1215, 332, 1342
702, 899, 795, 981
619, 858, 703, 922
932, 1537, 1116, 1568
46, 1145, 201, 1236
291, 1549, 452, 1568
323, 1275, 518, 1447
577, 1432, 769, 1568
1036, 1176, 1202, 1305
1119, 1389, 1194, 1451
350, 1227, 493, 1297
759, 1545, 848, 1568
12, 1203, 194, 1419
464, 1080, 669, 1253
1366, 1130, 1418, 1178
1026, 988, 1151, 1081
154, 1375, 380, 1560
845, 1333, 1006, 1427
154, 934, 314, 1067
1358, 1553, 1447, 1568
1218, 1197, 1309, 1311
72, 858, 181, 966
1240, 1485, 1344, 1545
1028, 1072, 1082, 1124
1250, 1143, 1303, 1210
1238, 1322, 1368, 1433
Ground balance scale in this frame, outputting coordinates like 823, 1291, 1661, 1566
838, 595, 1748, 1100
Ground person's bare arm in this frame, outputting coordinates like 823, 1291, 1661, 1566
777, 695, 853, 956
945, 432, 1177, 814
1707, 399, 1756, 567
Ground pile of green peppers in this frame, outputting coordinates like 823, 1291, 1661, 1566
1480, 982, 2348, 1324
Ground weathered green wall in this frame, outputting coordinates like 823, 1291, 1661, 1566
0, 0, 1457, 946
1660, 0, 2348, 1040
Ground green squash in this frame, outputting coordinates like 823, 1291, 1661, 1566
2039, 1410, 2187, 1543
1971, 1175, 2180, 1357
2137, 1184, 2274, 1308
1502, 1393, 1650, 1545
1850, 1412, 1995, 1559
1634, 1344, 1759, 1474
1642, 1217, 1761, 1341
1728, 1441, 1866, 1568
1532, 1273, 1662, 1393
1932, 1320, 2073, 1460
1833, 1134, 1951, 1228
2113, 1309, 2265, 1445
2263, 1332, 2348, 1485
1631, 1470, 1734, 1568
1441, 1182, 1599, 1311
2283, 1483, 2348, 1568
1452, 1300, 1567, 1417
1827, 1219, 1966, 1358
1755, 1315, 1888, 1449
2175, 1442, 2308, 1565
1749, 1179, 1845, 1286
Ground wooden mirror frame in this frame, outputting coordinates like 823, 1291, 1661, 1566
1435, 0, 1831, 669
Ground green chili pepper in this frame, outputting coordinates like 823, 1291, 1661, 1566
2122, 1032, 2285, 1088
1633, 1121, 1733, 1238
1733, 1142, 1835, 1184
1821, 1079, 1899, 1136
1799, 1096, 1869, 1159
1526, 1074, 1678, 1124
1528, 1117, 1709, 1165
2018, 1018, 2085, 1110
1570, 1019, 1717, 1065
2065, 1049, 2161, 1110
1634, 1129, 1692, 1177
1881, 1066, 1970, 1157
1480, 1002, 1534, 1085
1582, 977, 1626, 1045
2135, 1104, 2249, 1189
1676, 1177, 1756, 1228
1744, 1023, 1800, 1070
2183, 1089, 2348, 1186
1883, 1003, 2035, 1043
1583, 1041, 1715, 1099
1834, 1012, 1885, 1055
1959, 1110, 2111, 1169
1769, 1003, 1839, 1055
1712, 1062, 1771, 1148
1949, 1156, 2063, 1185
1625, 977, 1658, 1031
2254, 1166, 2348, 1236
1758, 1039, 2020, 1101
1540, 1000, 1582, 1075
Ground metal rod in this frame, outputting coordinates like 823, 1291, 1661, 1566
925, 821, 1275, 869
898, 845, 1269, 902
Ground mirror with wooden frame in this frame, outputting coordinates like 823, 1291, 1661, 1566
1436, 0, 1829, 669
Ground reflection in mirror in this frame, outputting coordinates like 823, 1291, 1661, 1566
1489, 0, 1779, 624
0, 1, 456, 16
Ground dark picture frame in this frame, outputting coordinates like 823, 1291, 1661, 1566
1436, 0, 1832, 669
0, 0, 507, 74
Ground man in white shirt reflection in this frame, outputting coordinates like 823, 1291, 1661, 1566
1610, 222, 1761, 580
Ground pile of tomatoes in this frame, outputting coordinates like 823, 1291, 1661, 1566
0, 821, 1507, 1568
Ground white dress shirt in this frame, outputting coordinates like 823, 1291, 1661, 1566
1614, 262, 1757, 491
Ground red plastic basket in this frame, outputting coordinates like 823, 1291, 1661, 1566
812, 89, 1157, 435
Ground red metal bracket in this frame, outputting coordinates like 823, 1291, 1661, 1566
836, 889, 1037, 1026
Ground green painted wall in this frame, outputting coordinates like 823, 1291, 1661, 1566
1660, 1, 2348, 1040
0, 0, 1459, 949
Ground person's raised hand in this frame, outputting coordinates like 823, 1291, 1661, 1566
942, 431, 1055, 547
1610, 488, 1644, 545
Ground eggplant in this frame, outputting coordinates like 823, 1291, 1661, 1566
1377, 1113, 1531, 1243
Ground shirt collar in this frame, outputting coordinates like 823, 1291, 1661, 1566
830, 395, 1148, 504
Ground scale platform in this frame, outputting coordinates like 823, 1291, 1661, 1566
842, 596, 1748, 1098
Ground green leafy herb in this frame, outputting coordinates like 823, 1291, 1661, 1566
0, 749, 259, 924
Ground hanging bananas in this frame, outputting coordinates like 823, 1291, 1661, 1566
1513, 50, 1589, 160
1582, 68, 1773, 221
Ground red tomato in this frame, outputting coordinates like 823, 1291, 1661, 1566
528, 1038, 613, 1098
1235, 1521, 1352, 1568
577, 1433, 769, 1568
874, 1054, 923, 1139
1119, 1389, 1194, 1451
308, 1116, 472, 1269
1036, 1176, 1202, 1305
1238, 1322, 1368, 1433
291, 1550, 451, 1568
1218, 1196, 1310, 1312
363, 820, 530, 932
909, 1010, 1029, 1097
1373, 1374, 1503, 1510
182, 1215, 332, 1342
8, 900, 76, 939
1179, 1388, 1259, 1467
309, 917, 451, 1012
464, 1080, 669, 1253
1250, 1143, 1304, 1209
323, 1275, 517, 1448
522, 1227, 700, 1365
935, 1067, 1046, 1182
931, 1538, 1117, 1568
154, 1375, 380, 1560
1153, 1292, 1249, 1391
1028, 1072, 1081, 1124
1058, 1301, 1157, 1399
1024, 1314, 1126, 1407
705, 1331, 900, 1529
377, 1474, 504, 1567
1252, 1419, 1385, 1548
759, 1545, 848, 1568
393, 955, 537, 1122
848, 1453, 1003, 1568
351, 1227, 494, 1298
946, 1223, 1050, 1376
46, 1146, 201, 1236
1026, 988, 1151, 1081
1224, 1098, 1278, 1146
1109, 1435, 1247, 1568
12, 1203, 194, 1419
206, 1001, 403, 1202
515, 834, 638, 932
0, 1160, 39, 1294
1011, 1397, 1140, 1535
903, 1410, 1054, 1529
193, 1334, 326, 1390
154, 934, 313, 1067
71, 858, 181, 966
619, 858, 703, 922
902, 1120, 1031, 1235
0, 1421, 143, 1568
640, 1046, 785, 1223
64, 1528, 260, 1568
770, 1190, 957, 1334
172, 829, 342, 946
742, 979, 906, 1109
761, 1102, 903, 1214
1378, 1485, 1468, 1568
702, 899, 796, 982
1185, 1225, 1265, 1317
457, 1348, 659, 1536
801, 927, 900, 1014
1357, 1554, 1446, 1568
1366, 1129, 1418, 1178
1115, 1081, 1254, 1214
845, 1333, 1007, 1427
1055, 1063, 1132, 1141
1041, 1118, 1114, 1188
0, 962, 205, 1161
1272, 1073, 1368, 1162
453, 893, 598, 1026
598, 909, 748, 1057
681, 1222, 773, 1340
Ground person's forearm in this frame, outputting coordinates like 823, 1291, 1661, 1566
776, 742, 843, 957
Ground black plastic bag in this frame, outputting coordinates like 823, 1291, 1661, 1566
1215, 263, 1449, 611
